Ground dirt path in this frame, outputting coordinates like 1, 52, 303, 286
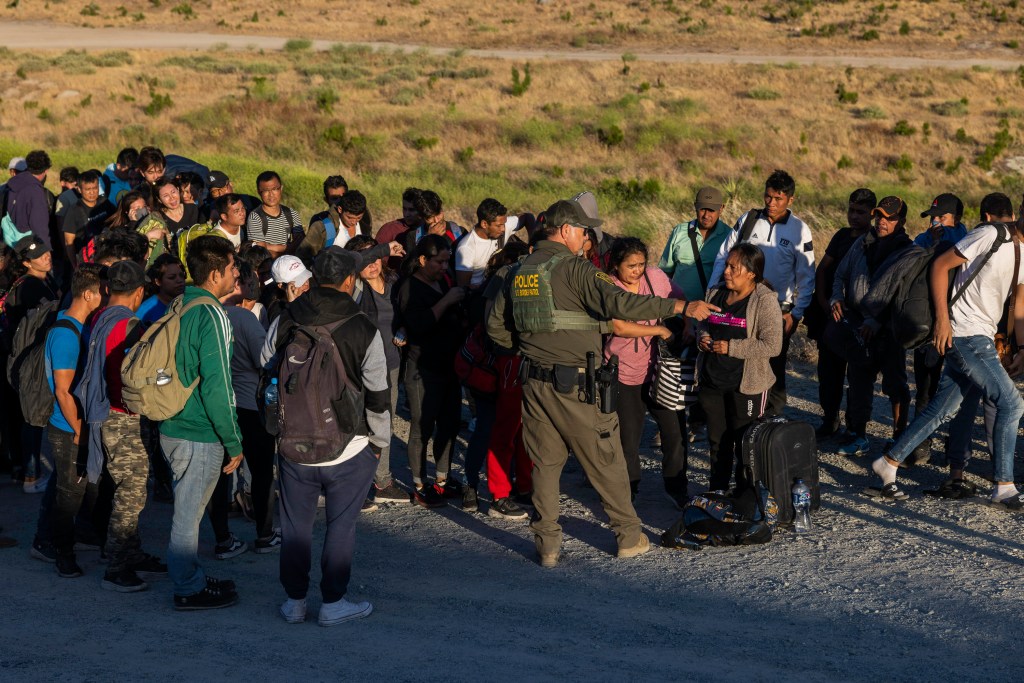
1, 342, 1022, 681
1, 20, 1021, 70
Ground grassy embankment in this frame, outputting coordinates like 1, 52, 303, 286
1, 43, 1022, 245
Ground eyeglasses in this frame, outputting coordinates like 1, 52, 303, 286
258, 185, 283, 195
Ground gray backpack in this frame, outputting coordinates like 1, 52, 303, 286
276, 317, 363, 465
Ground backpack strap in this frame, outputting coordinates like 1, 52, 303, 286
252, 206, 270, 242
687, 222, 709, 292
949, 223, 1010, 308
737, 209, 761, 245
322, 214, 337, 247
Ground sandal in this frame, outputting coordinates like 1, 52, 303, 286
862, 483, 908, 500
923, 478, 977, 500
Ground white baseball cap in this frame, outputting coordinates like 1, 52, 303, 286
8, 157, 27, 172
271, 255, 313, 288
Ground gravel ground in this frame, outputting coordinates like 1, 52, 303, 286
1, 334, 1022, 682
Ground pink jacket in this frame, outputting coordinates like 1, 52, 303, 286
603, 266, 682, 385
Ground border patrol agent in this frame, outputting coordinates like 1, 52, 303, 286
488, 198, 719, 567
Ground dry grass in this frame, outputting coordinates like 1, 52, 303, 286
1, 44, 1022, 242
3, 1, 1024, 57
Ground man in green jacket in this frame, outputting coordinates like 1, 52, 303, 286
160, 234, 244, 610
658, 186, 731, 302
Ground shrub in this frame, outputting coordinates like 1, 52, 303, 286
945, 156, 964, 175
143, 92, 173, 116
599, 177, 662, 205
597, 125, 625, 147
171, 2, 194, 18
411, 136, 439, 150
861, 30, 880, 40
315, 88, 339, 113
509, 64, 531, 96
835, 83, 858, 104
977, 120, 1012, 170
81, 2, 100, 16
837, 155, 853, 169
893, 120, 916, 136
455, 146, 475, 164
321, 123, 348, 146
931, 99, 968, 116
899, 21, 910, 35
887, 154, 913, 172
285, 39, 313, 52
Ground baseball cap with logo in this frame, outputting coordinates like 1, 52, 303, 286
208, 170, 230, 191
695, 186, 724, 211
108, 260, 148, 293
872, 196, 908, 220
13, 235, 50, 261
271, 255, 313, 288
920, 193, 964, 219
8, 157, 27, 173
548, 198, 603, 241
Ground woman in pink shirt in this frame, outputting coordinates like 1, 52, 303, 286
603, 237, 690, 507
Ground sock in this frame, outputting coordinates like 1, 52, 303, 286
992, 483, 1019, 502
872, 456, 898, 486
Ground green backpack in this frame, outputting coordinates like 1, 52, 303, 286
176, 222, 220, 282
120, 296, 219, 420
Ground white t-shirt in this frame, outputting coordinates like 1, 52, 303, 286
215, 224, 243, 249
454, 216, 518, 288
950, 224, 1023, 338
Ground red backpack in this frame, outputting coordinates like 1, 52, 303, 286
454, 324, 498, 394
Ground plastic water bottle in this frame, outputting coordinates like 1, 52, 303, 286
792, 479, 812, 534
264, 378, 280, 435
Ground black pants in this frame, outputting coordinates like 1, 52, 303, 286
767, 332, 792, 416
238, 408, 276, 539
404, 361, 462, 485
208, 471, 232, 545
846, 336, 910, 436
817, 341, 847, 426
48, 425, 97, 556
699, 386, 767, 492
615, 381, 688, 491
913, 347, 944, 416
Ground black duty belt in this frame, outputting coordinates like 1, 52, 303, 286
527, 364, 583, 383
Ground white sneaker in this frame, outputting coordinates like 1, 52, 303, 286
280, 597, 307, 624
318, 597, 372, 627
23, 475, 49, 494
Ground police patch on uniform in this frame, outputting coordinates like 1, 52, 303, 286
803, 242, 813, 252
595, 272, 616, 285
780, 239, 790, 247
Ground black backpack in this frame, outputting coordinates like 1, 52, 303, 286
6, 300, 80, 427
889, 223, 1009, 349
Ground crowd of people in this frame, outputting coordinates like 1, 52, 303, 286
1, 146, 1022, 623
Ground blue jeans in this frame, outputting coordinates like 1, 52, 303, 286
464, 390, 497, 489
890, 336, 1023, 482
946, 389, 997, 472
161, 436, 225, 596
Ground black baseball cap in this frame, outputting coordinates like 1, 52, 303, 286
13, 235, 50, 261
545, 198, 603, 241
872, 196, 908, 220
313, 246, 359, 285
108, 260, 147, 293
921, 193, 964, 218
208, 170, 230, 191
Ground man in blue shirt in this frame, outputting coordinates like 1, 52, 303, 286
43, 264, 105, 578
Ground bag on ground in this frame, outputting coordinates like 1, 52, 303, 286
661, 482, 778, 550
742, 416, 819, 524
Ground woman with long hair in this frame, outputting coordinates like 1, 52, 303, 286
604, 236, 690, 506
154, 177, 199, 236
394, 234, 467, 508
696, 243, 782, 492
345, 235, 408, 508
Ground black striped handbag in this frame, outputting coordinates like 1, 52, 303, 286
649, 340, 698, 411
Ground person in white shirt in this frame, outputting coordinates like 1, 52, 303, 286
212, 194, 247, 249
708, 169, 815, 414
454, 198, 515, 289
870, 192, 1024, 507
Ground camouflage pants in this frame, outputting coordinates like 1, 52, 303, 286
101, 412, 150, 573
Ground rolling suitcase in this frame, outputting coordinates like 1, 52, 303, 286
741, 416, 819, 524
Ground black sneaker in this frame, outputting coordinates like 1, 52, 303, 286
373, 481, 408, 503
254, 530, 282, 554
434, 479, 463, 499
129, 553, 168, 577
30, 539, 56, 563
206, 576, 236, 591
102, 569, 148, 593
56, 554, 83, 578
411, 486, 446, 509
173, 585, 238, 611
214, 534, 247, 560
815, 417, 841, 440
488, 497, 528, 519
462, 486, 479, 512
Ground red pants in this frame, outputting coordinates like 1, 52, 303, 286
486, 355, 533, 499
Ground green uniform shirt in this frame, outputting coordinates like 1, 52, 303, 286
487, 241, 677, 368
658, 218, 731, 302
